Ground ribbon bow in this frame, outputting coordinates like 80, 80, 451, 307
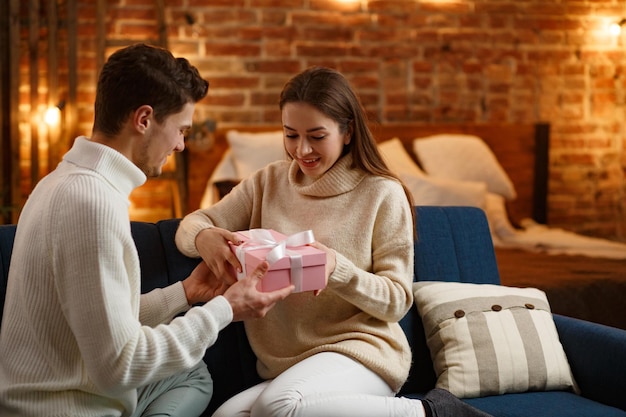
235, 229, 316, 291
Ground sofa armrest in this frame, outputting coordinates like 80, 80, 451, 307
554, 314, 626, 411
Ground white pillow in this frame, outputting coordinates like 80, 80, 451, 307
413, 281, 579, 399
226, 130, 286, 178
484, 192, 518, 240
378, 138, 486, 208
405, 175, 487, 208
378, 138, 426, 178
413, 134, 517, 200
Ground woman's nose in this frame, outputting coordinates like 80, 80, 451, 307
297, 138, 312, 156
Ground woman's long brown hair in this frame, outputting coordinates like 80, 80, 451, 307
279, 66, 416, 230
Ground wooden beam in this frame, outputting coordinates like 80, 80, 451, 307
0, 0, 7, 222
47, 0, 60, 169
533, 122, 550, 224
66, 0, 78, 149
9, 0, 20, 222
96, 0, 106, 74
155, 0, 168, 48
29, 0, 40, 186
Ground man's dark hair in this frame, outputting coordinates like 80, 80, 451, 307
93, 43, 209, 136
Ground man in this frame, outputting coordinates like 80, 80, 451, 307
0, 43, 293, 417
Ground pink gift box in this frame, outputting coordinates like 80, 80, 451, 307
229, 229, 327, 293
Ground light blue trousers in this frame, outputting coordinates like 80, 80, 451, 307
132, 361, 213, 417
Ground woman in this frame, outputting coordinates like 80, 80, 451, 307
175, 67, 491, 417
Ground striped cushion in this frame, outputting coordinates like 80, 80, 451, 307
413, 282, 579, 398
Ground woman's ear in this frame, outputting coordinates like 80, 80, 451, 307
344, 122, 354, 145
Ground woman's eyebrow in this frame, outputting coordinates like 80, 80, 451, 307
283, 125, 326, 133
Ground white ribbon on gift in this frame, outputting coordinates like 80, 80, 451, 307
235, 229, 316, 292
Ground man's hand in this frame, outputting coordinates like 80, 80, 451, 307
182, 261, 229, 305
223, 261, 294, 321
196, 227, 243, 286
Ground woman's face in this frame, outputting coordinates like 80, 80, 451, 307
282, 102, 351, 179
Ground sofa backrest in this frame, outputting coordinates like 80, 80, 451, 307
396, 206, 500, 395
0, 206, 501, 403
130, 220, 199, 292
412, 206, 501, 285
0, 224, 17, 319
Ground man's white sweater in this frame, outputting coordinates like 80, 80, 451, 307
0, 138, 232, 417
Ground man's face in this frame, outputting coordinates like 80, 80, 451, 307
135, 102, 194, 177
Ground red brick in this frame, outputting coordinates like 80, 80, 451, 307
250, 0, 305, 7
205, 93, 246, 107
12, 0, 626, 238
210, 76, 261, 89
297, 43, 351, 57
338, 60, 379, 73
188, 0, 245, 6
204, 43, 262, 57
310, 0, 361, 13
417, 1, 472, 14
368, 1, 418, 14
245, 60, 301, 74
250, 92, 280, 106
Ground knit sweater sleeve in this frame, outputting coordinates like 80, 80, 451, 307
326, 180, 415, 323
175, 167, 275, 257
139, 281, 190, 326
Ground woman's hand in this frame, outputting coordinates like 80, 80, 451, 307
195, 227, 243, 286
307, 241, 336, 296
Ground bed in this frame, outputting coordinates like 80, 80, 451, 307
184, 122, 626, 330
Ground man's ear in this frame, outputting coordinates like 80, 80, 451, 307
134, 105, 154, 133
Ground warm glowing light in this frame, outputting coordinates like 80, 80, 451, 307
44, 106, 61, 126
609, 18, 626, 36
609, 22, 622, 36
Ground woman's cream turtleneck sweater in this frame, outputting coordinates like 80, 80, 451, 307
176, 154, 414, 391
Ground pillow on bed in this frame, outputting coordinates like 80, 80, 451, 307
405, 175, 487, 208
413, 134, 517, 200
226, 130, 286, 178
378, 138, 486, 208
485, 192, 518, 240
413, 281, 578, 399
378, 138, 426, 178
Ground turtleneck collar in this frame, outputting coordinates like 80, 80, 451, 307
287, 153, 366, 198
63, 137, 147, 197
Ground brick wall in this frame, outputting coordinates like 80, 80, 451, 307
64, 0, 626, 240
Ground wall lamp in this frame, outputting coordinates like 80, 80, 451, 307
44, 99, 65, 126
609, 18, 626, 36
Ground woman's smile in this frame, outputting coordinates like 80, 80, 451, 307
298, 157, 321, 168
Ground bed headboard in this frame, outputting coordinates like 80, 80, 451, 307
184, 122, 550, 226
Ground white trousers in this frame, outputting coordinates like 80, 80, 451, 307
212, 352, 426, 417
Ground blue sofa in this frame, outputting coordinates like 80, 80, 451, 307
1, 206, 626, 416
